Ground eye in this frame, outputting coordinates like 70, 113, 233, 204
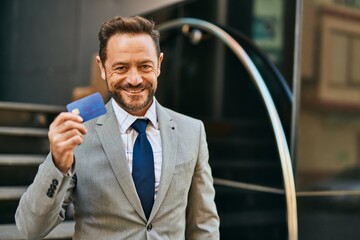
140, 65, 152, 72
115, 66, 127, 72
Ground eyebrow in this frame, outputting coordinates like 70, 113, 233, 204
139, 60, 154, 64
111, 61, 128, 68
111, 59, 155, 68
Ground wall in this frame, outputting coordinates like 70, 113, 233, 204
0, 0, 184, 105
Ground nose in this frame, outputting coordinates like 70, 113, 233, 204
126, 68, 142, 86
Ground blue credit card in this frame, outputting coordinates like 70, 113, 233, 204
66, 92, 107, 122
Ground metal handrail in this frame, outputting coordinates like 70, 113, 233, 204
157, 18, 298, 240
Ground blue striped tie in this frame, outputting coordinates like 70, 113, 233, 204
131, 119, 155, 219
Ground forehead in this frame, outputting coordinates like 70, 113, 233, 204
106, 33, 157, 58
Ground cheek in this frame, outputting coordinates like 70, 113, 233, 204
146, 72, 158, 87
106, 70, 118, 79
151, 68, 160, 79
106, 72, 124, 87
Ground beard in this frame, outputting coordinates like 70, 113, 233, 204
106, 79, 155, 114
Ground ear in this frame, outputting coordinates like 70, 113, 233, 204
96, 56, 106, 80
157, 52, 164, 77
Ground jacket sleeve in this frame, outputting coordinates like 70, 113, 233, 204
15, 153, 76, 240
185, 121, 220, 239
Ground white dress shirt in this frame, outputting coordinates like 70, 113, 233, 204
111, 98, 162, 199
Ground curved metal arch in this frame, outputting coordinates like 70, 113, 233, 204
157, 18, 298, 240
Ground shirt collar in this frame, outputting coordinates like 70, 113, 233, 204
111, 97, 158, 133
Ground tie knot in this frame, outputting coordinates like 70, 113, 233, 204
131, 119, 149, 133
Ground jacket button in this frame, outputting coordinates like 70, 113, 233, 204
47, 189, 54, 198
146, 223, 152, 231
52, 179, 59, 186
50, 184, 57, 190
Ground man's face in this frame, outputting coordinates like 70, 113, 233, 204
97, 33, 163, 116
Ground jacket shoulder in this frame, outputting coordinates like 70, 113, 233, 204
160, 106, 202, 125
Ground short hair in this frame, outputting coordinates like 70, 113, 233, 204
98, 16, 161, 65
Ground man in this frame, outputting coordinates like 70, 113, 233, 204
15, 16, 220, 239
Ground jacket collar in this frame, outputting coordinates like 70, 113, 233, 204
95, 101, 178, 222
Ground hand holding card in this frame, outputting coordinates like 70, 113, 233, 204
66, 92, 107, 122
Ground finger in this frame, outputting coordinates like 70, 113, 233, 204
51, 112, 83, 128
51, 135, 83, 171
51, 128, 85, 145
53, 120, 88, 135
51, 133, 84, 155
49, 111, 87, 135
56, 134, 84, 150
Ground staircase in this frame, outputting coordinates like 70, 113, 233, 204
204, 117, 287, 239
0, 102, 74, 239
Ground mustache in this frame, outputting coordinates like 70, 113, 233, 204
114, 82, 152, 91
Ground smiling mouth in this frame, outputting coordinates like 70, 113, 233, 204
122, 88, 146, 94
115, 82, 151, 95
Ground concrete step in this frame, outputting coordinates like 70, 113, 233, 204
0, 187, 27, 224
0, 221, 74, 240
0, 154, 44, 166
0, 101, 64, 128
0, 165, 40, 186
0, 102, 64, 113
210, 157, 283, 186
0, 155, 45, 187
0, 186, 74, 225
204, 118, 273, 139
0, 126, 48, 137
213, 183, 286, 238
0, 186, 26, 201
0, 127, 49, 154
208, 138, 277, 159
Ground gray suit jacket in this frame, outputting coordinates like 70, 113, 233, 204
16, 101, 220, 239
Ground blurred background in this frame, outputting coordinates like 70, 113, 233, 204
0, 0, 360, 239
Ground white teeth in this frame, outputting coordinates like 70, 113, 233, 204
126, 89, 142, 93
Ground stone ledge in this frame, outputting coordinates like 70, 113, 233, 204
0, 221, 74, 239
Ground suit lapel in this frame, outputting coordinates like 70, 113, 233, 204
95, 102, 145, 220
149, 103, 178, 221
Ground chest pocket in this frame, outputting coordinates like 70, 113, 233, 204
174, 160, 195, 175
